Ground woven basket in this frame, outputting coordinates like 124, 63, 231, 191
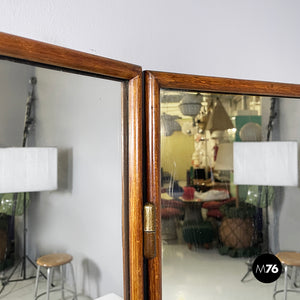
219, 218, 254, 249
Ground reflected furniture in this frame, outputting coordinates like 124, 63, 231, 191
182, 220, 215, 249
181, 187, 234, 249
34, 253, 77, 300
161, 199, 183, 240
274, 252, 300, 300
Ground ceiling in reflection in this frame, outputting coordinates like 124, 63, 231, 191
160, 89, 261, 118
160, 89, 262, 141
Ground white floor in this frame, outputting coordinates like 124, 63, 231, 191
162, 242, 300, 300
0, 263, 92, 300
1, 246, 299, 300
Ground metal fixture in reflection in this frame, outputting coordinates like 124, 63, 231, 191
178, 93, 202, 117
205, 98, 234, 133
161, 113, 181, 136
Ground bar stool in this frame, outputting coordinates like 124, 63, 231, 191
273, 251, 300, 300
34, 253, 77, 300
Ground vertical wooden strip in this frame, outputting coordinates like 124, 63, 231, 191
145, 71, 162, 300
128, 75, 144, 300
122, 81, 129, 300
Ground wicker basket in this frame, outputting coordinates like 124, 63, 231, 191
219, 218, 254, 249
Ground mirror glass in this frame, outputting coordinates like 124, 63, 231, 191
160, 88, 300, 299
0, 58, 124, 298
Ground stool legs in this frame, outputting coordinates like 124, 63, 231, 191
290, 266, 297, 288
46, 267, 53, 300
60, 265, 65, 299
34, 262, 77, 299
34, 265, 41, 299
69, 262, 78, 300
273, 264, 300, 300
284, 265, 288, 300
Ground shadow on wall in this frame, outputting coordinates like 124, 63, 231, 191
82, 258, 101, 297
57, 148, 73, 192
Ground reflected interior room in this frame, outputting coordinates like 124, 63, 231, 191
160, 89, 300, 299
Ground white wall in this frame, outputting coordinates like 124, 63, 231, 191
277, 99, 300, 251
0, 0, 300, 84
26, 67, 123, 298
0, 60, 33, 146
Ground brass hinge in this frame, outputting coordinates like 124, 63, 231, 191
143, 203, 156, 259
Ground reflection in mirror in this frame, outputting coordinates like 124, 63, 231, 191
0, 59, 123, 298
160, 88, 300, 299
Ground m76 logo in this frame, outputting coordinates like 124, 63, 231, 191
252, 254, 282, 283
255, 264, 279, 274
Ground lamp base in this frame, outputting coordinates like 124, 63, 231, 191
0, 255, 47, 295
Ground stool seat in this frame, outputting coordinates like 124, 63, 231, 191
34, 253, 77, 299
276, 252, 300, 267
274, 251, 300, 300
37, 253, 73, 267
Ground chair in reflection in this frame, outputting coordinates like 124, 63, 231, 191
181, 186, 234, 249
161, 198, 184, 240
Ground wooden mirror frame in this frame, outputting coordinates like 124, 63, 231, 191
0, 32, 144, 300
144, 70, 300, 300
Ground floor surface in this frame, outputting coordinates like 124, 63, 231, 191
0, 263, 92, 300
162, 242, 300, 300
0, 245, 299, 299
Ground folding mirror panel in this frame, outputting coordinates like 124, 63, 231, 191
3, 32, 300, 300
0, 32, 143, 300
145, 71, 300, 300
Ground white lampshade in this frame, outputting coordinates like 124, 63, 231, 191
215, 143, 233, 171
233, 141, 298, 186
0, 147, 57, 193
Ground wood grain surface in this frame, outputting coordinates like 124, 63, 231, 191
0, 32, 141, 80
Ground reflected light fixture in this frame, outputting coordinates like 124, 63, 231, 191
161, 113, 181, 136
233, 141, 298, 186
0, 147, 57, 193
178, 93, 202, 117
205, 98, 234, 133
214, 143, 233, 171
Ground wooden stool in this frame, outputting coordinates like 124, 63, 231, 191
34, 253, 77, 300
274, 252, 300, 300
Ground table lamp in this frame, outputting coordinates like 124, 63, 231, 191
233, 141, 298, 251
0, 147, 57, 290
233, 141, 298, 187
233, 141, 298, 282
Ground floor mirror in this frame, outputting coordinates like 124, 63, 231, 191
0, 32, 143, 300
145, 71, 300, 300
